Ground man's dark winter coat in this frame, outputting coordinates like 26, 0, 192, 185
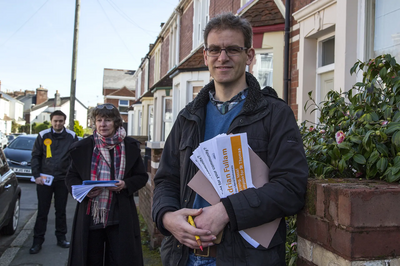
152, 72, 308, 266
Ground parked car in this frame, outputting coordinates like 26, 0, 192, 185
12, 133, 26, 136
3, 134, 37, 180
7, 134, 17, 145
0, 132, 7, 149
0, 146, 21, 235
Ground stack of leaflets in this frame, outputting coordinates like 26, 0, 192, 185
190, 133, 261, 247
190, 132, 254, 199
30, 173, 54, 186
71, 180, 118, 203
188, 133, 281, 249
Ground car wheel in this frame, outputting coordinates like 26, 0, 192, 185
1, 197, 20, 235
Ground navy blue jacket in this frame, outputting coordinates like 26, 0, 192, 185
31, 127, 78, 181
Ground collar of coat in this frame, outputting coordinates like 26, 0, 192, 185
186, 72, 280, 115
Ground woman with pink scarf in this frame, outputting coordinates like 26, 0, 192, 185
65, 104, 148, 266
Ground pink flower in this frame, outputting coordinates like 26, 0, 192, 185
309, 126, 315, 132
381, 121, 388, 126
319, 129, 326, 134
335, 130, 345, 144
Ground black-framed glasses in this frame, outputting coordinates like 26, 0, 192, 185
96, 104, 115, 110
205, 46, 248, 57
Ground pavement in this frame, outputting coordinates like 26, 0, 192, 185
0, 194, 142, 266
0, 194, 75, 266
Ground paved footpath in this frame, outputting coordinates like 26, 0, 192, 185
0, 194, 75, 266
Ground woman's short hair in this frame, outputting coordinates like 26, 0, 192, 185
90, 104, 123, 130
203, 12, 253, 49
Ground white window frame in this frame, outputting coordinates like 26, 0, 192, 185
162, 97, 173, 141
119, 99, 129, 114
169, 20, 179, 70
148, 105, 154, 142
253, 49, 274, 89
138, 109, 142, 135
363, 0, 375, 61
364, 0, 400, 62
193, 0, 209, 49
315, 32, 335, 120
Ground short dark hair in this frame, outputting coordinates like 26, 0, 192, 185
204, 12, 253, 49
90, 104, 123, 130
50, 110, 66, 120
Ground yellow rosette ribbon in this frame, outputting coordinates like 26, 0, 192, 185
44, 138, 52, 158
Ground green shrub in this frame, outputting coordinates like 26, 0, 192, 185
285, 215, 298, 266
73, 120, 84, 137
34, 121, 50, 133
301, 54, 400, 183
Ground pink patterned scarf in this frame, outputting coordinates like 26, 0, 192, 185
89, 126, 126, 225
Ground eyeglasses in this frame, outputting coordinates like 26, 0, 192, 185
205, 46, 248, 57
96, 104, 115, 110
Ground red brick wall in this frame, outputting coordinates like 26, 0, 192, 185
36, 88, 48, 105
161, 35, 170, 78
209, 0, 240, 18
289, 39, 299, 119
149, 56, 155, 88
298, 179, 400, 261
180, 2, 193, 62
292, 0, 314, 12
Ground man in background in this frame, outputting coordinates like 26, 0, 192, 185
29, 110, 78, 254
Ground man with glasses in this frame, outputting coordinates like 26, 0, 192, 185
29, 110, 78, 254
152, 12, 308, 266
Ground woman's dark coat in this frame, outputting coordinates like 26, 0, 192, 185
65, 136, 148, 266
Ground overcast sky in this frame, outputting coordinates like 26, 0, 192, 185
0, 0, 177, 107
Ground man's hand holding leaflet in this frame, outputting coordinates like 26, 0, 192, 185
162, 208, 216, 250
188, 133, 281, 248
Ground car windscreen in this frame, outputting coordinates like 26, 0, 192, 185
8, 137, 35, 150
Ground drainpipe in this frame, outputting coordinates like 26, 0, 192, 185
283, 0, 291, 103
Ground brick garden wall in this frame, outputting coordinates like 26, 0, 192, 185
297, 179, 400, 265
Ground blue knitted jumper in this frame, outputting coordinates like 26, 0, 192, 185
192, 100, 245, 210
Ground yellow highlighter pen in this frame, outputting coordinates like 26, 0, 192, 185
188, 215, 204, 251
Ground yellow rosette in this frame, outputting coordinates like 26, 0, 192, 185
44, 138, 52, 158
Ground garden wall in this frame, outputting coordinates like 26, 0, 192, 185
297, 178, 400, 265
